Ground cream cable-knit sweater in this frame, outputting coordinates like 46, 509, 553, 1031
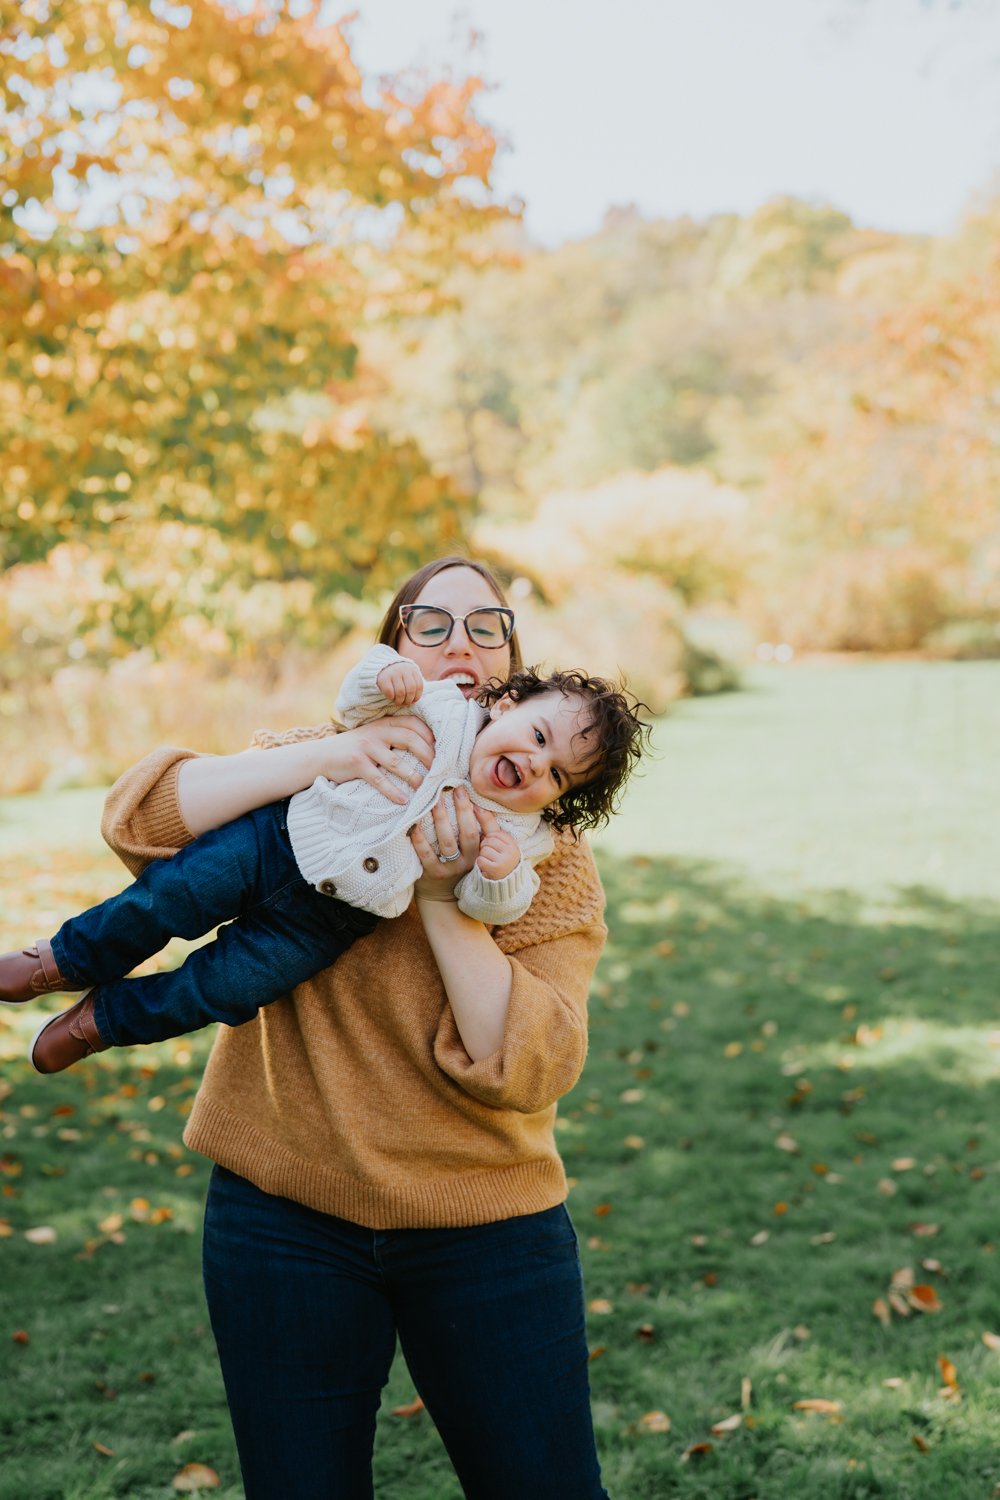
286, 645, 554, 922
100, 730, 608, 1230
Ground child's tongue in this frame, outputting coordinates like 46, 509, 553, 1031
495, 756, 519, 789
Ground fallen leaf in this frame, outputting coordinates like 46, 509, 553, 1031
877, 1178, 898, 1197
793, 1325, 811, 1341
172, 1463, 220, 1491
635, 1323, 656, 1342
588, 1346, 606, 1361
24, 1226, 57, 1245
623, 1136, 644, 1150
908, 1285, 942, 1313
593, 1203, 613, 1218
11, 1329, 29, 1345
741, 1377, 752, 1409
912, 1433, 930, 1453
775, 1133, 799, 1154
937, 1356, 959, 1391
723, 1041, 742, 1058
391, 1395, 425, 1417
921, 1258, 944, 1274
872, 1298, 891, 1328
98, 1214, 124, 1235
981, 1331, 1000, 1351
93, 1442, 115, 1458
892, 1157, 916, 1172
793, 1399, 843, 1413
811, 1232, 837, 1245
909, 1222, 940, 1238
774, 1201, 788, 1215
890, 1267, 914, 1290
750, 1230, 770, 1246
883, 1377, 904, 1388
711, 1413, 743, 1435
0, 1220, 12, 1238
681, 1441, 713, 1460
703, 1271, 718, 1286
638, 1410, 671, 1433
888, 1292, 912, 1318
588, 1299, 613, 1315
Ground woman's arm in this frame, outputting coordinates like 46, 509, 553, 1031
102, 719, 435, 872
416, 801, 608, 1111
177, 717, 435, 836
417, 899, 514, 1061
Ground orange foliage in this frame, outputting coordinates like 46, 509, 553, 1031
0, 0, 504, 658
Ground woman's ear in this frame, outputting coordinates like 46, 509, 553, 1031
488, 694, 514, 720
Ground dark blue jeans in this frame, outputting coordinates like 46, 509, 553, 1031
202, 1167, 611, 1500
49, 801, 378, 1048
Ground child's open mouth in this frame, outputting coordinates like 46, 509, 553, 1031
494, 756, 521, 789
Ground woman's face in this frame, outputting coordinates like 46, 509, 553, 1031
394, 566, 513, 697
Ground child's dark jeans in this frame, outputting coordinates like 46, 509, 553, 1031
49, 800, 379, 1049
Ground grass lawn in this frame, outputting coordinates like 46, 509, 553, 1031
1, 660, 998, 1498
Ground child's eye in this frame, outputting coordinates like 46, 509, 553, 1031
534, 729, 544, 745
551, 767, 562, 787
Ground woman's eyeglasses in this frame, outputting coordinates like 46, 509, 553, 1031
398, 605, 515, 649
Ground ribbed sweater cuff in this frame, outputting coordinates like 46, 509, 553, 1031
456, 860, 536, 924
143, 758, 196, 851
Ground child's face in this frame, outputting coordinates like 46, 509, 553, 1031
467, 689, 594, 815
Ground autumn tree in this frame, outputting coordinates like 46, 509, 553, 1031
0, 0, 503, 661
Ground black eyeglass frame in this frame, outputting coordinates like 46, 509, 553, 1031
397, 604, 516, 649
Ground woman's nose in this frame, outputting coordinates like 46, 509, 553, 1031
445, 624, 474, 653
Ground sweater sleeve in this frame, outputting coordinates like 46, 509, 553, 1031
100, 747, 202, 877
100, 725, 342, 875
454, 857, 541, 925
432, 833, 608, 1114
334, 645, 409, 727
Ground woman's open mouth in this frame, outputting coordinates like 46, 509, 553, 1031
441, 670, 478, 698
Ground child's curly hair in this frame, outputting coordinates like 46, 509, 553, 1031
478, 667, 652, 835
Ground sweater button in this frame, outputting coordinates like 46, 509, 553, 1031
363, 857, 379, 873
318, 879, 337, 896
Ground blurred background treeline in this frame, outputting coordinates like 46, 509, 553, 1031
3, 1, 999, 791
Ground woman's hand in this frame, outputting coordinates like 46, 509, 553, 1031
319, 716, 435, 807
411, 786, 482, 899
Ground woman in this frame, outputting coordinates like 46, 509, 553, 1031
102, 556, 612, 1500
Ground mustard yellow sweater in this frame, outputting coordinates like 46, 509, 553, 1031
101, 732, 608, 1229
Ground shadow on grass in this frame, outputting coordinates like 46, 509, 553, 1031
563, 852, 1000, 1498
0, 851, 997, 1498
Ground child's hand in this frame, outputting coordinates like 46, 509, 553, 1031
474, 810, 521, 881
377, 660, 424, 706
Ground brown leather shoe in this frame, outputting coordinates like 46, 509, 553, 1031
30, 992, 109, 1074
0, 939, 71, 1003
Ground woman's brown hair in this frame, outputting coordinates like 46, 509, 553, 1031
375, 555, 523, 671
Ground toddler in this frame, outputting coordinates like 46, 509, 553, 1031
0, 644, 646, 1073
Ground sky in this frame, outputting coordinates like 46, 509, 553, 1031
334, 0, 1000, 246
